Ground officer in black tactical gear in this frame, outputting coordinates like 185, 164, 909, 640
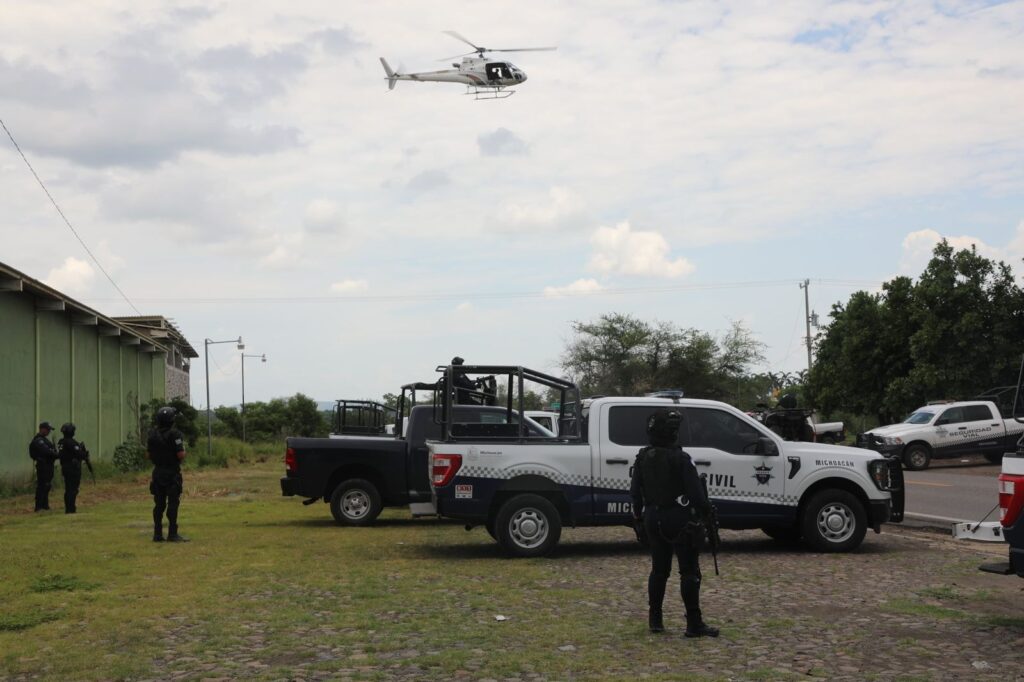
57, 423, 89, 514
630, 408, 719, 637
29, 421, 57, 512
147, 406, 188, 542
450, 356, 479, 405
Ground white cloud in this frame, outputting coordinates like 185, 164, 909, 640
588, 222, 694, 279
478, 128, 528, 157
44, 256, 95, 295
499, 187, 583, 228
330, 279, 369, 293
304, 199, 344, 234
900, 224, 1024, 276
543, 278, 604, 298
455, 302, 474, 313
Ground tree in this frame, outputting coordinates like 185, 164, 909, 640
809, 240, 1024, 423
560, 313, 765, 403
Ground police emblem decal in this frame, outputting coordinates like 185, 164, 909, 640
752, 463, 774, 485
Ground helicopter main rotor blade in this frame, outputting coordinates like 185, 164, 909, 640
437, 51, 477, 62
443, 30, 483, 51
489, 47, 558, 53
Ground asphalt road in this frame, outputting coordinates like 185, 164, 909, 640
899, 454, 1003, 525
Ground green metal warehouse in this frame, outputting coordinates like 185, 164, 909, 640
0, 261, 196, 479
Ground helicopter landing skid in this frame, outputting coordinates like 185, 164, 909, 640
465, 86, 515, 100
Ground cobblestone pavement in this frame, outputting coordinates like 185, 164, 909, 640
132, 525, 1024, 682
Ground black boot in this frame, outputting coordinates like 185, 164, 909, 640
649, 607, 664, 633
685, 610, 719, 638
648, 570, 667, 633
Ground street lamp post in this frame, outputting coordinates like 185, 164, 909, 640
241, 353, 266, 442
205, 336, 244, 459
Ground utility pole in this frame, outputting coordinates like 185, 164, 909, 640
799, 279, 812, 373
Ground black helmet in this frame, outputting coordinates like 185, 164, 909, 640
60, 422, 76, 437
156, 406, 177, 427
647, 409, 682, 443
778, 393, 798, 409
451, 356, 465, 366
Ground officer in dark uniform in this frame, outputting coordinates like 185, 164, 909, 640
29, 421, 57, 512
147, 406, 188, 542
56, 423, 89, 514
450, 356, 479, 405
630, 409, 719, 637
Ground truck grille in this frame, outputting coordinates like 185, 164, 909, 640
856, 433, 883, 450
886, 457, 905, 522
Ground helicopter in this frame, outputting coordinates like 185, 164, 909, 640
380, 31, 556, 100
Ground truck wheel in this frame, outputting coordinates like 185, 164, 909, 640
494, 494, 562, 557
983, 452, 1003, 465
761, 526, 801, 545
329, 479, 382, 526
903, 444, 931, 471
800, 489, 867, 552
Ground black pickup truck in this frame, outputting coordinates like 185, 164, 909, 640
281, 401, 553, 525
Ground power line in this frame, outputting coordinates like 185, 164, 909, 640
1, 117, 142, 315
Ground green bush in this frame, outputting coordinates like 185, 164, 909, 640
191, 437, 282, 469
112, 438, 146, 472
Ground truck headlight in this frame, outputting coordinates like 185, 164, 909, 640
869, 459, 894, 491
882, 436, 903, 446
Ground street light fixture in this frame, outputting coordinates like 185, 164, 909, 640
205, 336, 244, 459
241, 353, 267, 442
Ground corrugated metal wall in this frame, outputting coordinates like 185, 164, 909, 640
0, 294, 167, 478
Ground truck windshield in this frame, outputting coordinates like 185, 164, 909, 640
904, 411, 935, 424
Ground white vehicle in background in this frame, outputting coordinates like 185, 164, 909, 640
857, 400, 1024, 470
524, 410, 560, 436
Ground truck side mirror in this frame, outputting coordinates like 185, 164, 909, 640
757, 436, 779, 456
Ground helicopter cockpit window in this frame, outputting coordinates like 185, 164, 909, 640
485, 63, 509, 81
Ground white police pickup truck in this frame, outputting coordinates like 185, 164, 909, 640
429, 391, 904, 557
857, 400, 1024, 470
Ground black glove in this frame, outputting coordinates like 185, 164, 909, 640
632, 516, 648, 545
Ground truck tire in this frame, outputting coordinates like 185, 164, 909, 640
494, 494, 562, 557
902, 444, 931, 471
800, 489, 867, 552
983, 452, 1003, 465
329, 479, 382, 526
761, 526, 801, 545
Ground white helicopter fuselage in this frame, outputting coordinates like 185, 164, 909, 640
383, 56, 527, 90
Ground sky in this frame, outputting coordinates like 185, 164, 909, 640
2, 0, 1023, 409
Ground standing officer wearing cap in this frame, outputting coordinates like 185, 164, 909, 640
630, 408, 719, 637
56, 423, 89, 514
450, 357, 479, 405
29, 421, 58, 511
147, 406, 188, 542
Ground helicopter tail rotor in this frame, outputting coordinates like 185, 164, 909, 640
379, 57, 398, 90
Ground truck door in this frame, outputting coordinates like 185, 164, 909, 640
932, 406, 967, 457
593, 404, 668, 523
683, 407, 790, 524
961, 404, 1004, 455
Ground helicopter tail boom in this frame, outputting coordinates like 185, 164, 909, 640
379, 57, 398, 90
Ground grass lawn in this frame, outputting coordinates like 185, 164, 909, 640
2, 460, 1022, 681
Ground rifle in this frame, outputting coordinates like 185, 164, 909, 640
700, 476, 721, 576
80, 442, 96, 483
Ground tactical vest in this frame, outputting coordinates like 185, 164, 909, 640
147, 427, 184, 470
637, 445, 688, 507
